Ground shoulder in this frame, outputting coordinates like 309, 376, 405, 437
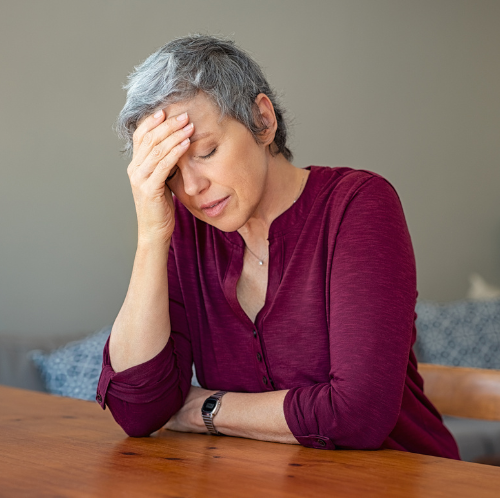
307, 166, 401, 209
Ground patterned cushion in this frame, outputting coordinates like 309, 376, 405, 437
415, 299, 500, 369
30, 326, 112, 401
31, 326, 201, 400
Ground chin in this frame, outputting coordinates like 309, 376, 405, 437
206, 218, 244, 233
200, 211, 249, 233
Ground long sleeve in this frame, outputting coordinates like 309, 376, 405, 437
283, 176, 417, 450
96, 243, 194, 437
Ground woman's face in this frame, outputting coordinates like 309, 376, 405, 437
165, 92, 271, 233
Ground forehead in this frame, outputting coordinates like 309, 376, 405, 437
165, 92, 223, 125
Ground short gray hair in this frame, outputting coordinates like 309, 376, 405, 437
116, 34, 292, 161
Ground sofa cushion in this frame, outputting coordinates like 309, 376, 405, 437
0, 330, 91, 392
30, 326, 112, 401
414, 299, 500, 369
30, 326, 202, 401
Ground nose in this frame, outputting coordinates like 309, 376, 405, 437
181, 163, 210, 197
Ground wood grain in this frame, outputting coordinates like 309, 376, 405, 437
419, 363, 500, 421
1, 385, 500, 497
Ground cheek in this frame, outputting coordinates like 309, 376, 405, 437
224, 138, 266, 183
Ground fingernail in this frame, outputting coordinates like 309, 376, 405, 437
154, 110, 163, 119
183, 123, 194, 131
177, 112, 188, 121
180, 138, 190, 146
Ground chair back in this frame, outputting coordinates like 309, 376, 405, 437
419, 363, 500, 421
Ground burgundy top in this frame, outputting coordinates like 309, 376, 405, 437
97, 166, 460, 459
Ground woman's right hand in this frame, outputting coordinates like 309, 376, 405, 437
127, 110, 194, 245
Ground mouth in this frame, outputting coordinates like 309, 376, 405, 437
200, 196, 230, 218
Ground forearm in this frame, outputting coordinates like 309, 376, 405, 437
109, 239, 172, 372
214, 390, 299, 445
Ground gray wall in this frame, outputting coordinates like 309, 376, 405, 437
1, 0, 499, 336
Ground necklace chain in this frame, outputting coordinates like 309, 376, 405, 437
245, 170, 307, 265
245, 245, 266, 266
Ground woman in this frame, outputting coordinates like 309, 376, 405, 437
97, 34, 459, 458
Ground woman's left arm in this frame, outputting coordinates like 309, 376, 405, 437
165, 385, 299, 444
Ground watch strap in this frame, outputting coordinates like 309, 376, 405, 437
202, 391, 227, 435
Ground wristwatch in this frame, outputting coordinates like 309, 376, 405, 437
201, 391, 228, 435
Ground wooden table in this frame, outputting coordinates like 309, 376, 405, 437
1, 386, 500, 497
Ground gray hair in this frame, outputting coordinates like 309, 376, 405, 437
115, 34, 292, 161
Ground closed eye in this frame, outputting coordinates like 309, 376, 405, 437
166, 166, 178, 182
165, 147, 217, 183
199, 147, 217, 160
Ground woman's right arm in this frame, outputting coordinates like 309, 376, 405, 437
109, 109, 193, 372
96, 109, 195, 436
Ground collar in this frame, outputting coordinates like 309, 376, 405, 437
222, 166, 325, 247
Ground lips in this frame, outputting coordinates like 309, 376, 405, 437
200, 197, 228, 210
200, 196, 230, 218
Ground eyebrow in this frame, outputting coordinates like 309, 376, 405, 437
190, 131, 213, 143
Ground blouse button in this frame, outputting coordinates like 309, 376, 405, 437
316, 439, 326, 447
262, 376, 268, 385
96, 393, 102, 404
253, 330, 257, 338
257, 353, 262, 362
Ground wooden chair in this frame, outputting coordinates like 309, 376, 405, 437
419, 363, 500, 421
419, 363, 500, 465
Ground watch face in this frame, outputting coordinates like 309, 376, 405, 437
202, 397, 217, 412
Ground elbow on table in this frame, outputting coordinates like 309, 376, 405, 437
115, 410, 173, 438
314, 399, 400, 450
295, 418, 394, 451
350, 426, 393, 451
335, 409, 399, 450
107, 392, 184, 439
289, 385, 401, 450
121, 422, 162, 438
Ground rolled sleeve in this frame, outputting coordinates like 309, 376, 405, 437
96, 335, 179, 406
95, 349, 112, 409
294, 434, 336, 450
96, 334, 190, 437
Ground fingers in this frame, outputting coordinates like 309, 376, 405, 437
128, 110, 194, 188
132, 110, 189, 166
134, 121, 194, 181
131, 109, 166, 155
148, 136, 190, 186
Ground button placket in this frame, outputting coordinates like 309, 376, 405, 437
252, 327, 273, 390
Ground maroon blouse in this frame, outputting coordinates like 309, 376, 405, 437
97, 166, 460, 459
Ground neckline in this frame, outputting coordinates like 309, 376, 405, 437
221, 166, 320, 247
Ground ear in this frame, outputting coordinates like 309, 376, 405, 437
254, 93, 277, 147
